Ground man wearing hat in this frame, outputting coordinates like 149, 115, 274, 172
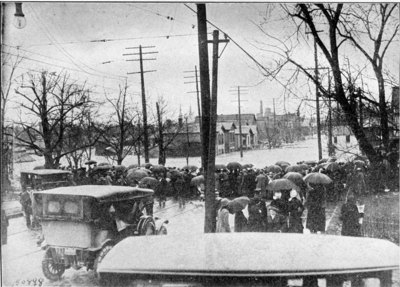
266, 205, 287, 233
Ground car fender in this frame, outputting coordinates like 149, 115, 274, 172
154, 217, 168, 233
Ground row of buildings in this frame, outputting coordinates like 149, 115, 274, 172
165, 106, 313, 157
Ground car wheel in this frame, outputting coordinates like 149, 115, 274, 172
158, 225, 168, 235
42, 249, 65, 281
144, 222, 156, 236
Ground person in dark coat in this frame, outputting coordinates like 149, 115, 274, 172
266, 205, 287, 233
306, 183, 327, 233
339, 193, 361, 237
1, 208, 9, 245
270, 191, 287, 216
287, 189, 304, 233
234, 210, 248, 232
248, 192, 268, 232
19, 190, 32, 228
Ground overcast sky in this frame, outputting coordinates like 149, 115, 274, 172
2, 2, 399, 123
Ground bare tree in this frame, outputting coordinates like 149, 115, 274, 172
14, 70, 92, 168
153, 97, 183, 165
1, 51, 23, 191
256, 3, 398, 164
337, 3, 399, 151
97, 82, 140, 165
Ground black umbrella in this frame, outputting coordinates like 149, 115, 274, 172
98, 162, 110, 167
283, 172, 306, 189
139, 177, 159, 189
127, 164, 139, 170
227, 162, 242, 171
304, 172, 332, 185
304, 160, 317, 166
275, 161, 290, 168
33, 165, 45, 170
191, 175, 204, 185
285, 165, 303, 173
266, 165, 282, 173
141, 163, 153, 169
85, 160, 97, 165
215, 164, 227, 170
182, 165, 198, 172
152, 165, 167, 173
126, 169, 149, 182
267, 178, 299, 191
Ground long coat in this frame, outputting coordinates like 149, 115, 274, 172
248, 198, 268, 232
340, 202, 361, 237
306, 185, 326, 233
216, 208, 231, 233
266, 213, 287, 233
234, 210, 248, 232
287, 197, 304, 233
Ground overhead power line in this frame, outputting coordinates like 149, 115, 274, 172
23, 33, 201, 47
2, 51, 127, 82
183, 4, 308, 102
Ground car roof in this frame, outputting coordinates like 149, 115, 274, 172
21, 169, 72, 175
33, 185, 153, 200
98, 233, 399, 277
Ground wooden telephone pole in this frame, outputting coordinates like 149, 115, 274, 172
230, 86, 248, 158
123, 45, 157, 163
197, 4, 229, 233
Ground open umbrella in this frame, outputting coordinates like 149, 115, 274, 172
325, 162, 340, 172
275, 161, 290, 168
318, 158, 329, 164
182, 165, 198, 172
227, 162, 242, 170
140, 163, 153, 169
298, 163, 309, 170
327, 157, 337, 162
227, 196, 250, 213
168, 169, 183, 181
127, 164, 139, 170
114, 165, 127, 171
267, 178, 299, 191
152, 165, 167, 173
191, 175, 204, 185
98, 162, 110, 167
266, 165, 282, 173
126, 169, 149, 183
215, 164, 227, 170
304, 172, 332, 185
283, 172, 306, 189
139, 176, 159, 189
285, 165, 303, 173
242, 164, 254, 169
304, 160, 317, 166
85, 160, 97, 165
93, 165, 112, 171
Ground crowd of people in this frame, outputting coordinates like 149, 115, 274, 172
17, 152, 398, 238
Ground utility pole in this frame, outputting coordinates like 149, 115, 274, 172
328, 71, 334, 156
273, 98, 277, 145
230, 86, 248, 158
185, 117, 190, 166
197, 4, 211, 172
184, 66, 202, 136
184, 67, 203, 168
306, 30, 323, 160
123, 45, 157, 163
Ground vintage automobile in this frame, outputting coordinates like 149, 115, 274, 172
20, 169, 72, 191
98, 233, 399, 287
32, 185, 168, 281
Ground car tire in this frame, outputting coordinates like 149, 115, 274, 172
158, 225, 168, 235
42, 249, 65, 281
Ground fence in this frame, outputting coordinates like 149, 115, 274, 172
362, 217, 399, 245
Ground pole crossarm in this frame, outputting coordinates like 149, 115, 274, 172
127, 70, 157, 75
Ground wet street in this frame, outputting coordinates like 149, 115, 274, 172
1, 197, 343, 287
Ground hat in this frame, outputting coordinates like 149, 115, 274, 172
268, 205, 280, 212
220, 198, 230, 208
